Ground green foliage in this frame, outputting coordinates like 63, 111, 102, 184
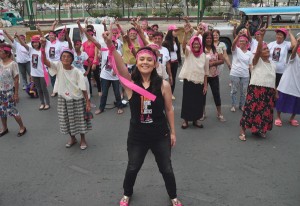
107, 10, 123, 18
136, 12, 148, 17
90, 10, 107, 17
169, 9, 184, 17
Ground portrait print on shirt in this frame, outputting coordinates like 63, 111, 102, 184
272, 47, 281, 62
32, 54, 38, 68
140, 96, 153, 124
49, 47, 55, 59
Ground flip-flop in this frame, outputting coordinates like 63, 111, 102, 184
289, 119, 299, 127
117, 108, 124, 114
239, 134, 246, 141
274, 118, 282, 127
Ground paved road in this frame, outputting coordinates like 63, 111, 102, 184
0, 25, 300, 206
0, 64, 299, 206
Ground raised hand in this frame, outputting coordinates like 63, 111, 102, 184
183, 16, 189, 24
102, 31, 113, 46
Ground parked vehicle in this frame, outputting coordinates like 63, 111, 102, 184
1, 11, 23, 25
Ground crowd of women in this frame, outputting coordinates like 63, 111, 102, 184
0, 16, 299, 206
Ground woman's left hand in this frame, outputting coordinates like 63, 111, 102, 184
170, 133, 176, 147
13, 94, 19, 103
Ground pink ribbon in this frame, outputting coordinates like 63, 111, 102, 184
41, 50, 50, 86
106, 46, 156, 101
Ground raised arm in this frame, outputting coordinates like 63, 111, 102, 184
290, 37, 300, 60
36, 23, 44, 37
252, 27, 266, 66
51, 20, 58, 31
76, 20, 85, 36
3, 30, 14, 43
182, 23, 191, 53
231, 33, 240, 52
102, 19, 108, 32
14, 33, 29, 51
102, 31, 130, 81
81, 28, 101, 50
115, 18, 125, 36
288, 28, 297, 49
65, 28, 73, 50
132, 20, 148, 46
40, 37, 51, 68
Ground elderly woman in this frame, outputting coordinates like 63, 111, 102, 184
268, 28, 296, 87
0, 44, 26, 137
239, 27, 276, 141
230, 34, 253, 112
102, 31, 182, 206
275, 37, 300, 127
179, 24, 209, 129
40, 38, 91, 150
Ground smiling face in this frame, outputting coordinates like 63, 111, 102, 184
205, 34, 213, 46
49, 33, 56, 42
239, 38, 248, 50
136, 52, 156, 75
276, 32, 285, 44
153, 35, 163, 46
261, 44, 270, 59
31, 41, 40, 49
129, 30, 137, 40
192, 40, 201, 52
213, 31, 219, 42
60, 52, 73, 66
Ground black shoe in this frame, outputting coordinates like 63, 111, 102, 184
181, 122, 189, 129
0, 129, 9, 137
193, 121, 204, 128
17, 127, 27, 137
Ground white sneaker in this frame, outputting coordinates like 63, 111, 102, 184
230, 106, 236, 112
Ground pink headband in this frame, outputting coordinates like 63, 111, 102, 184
148, 43, 160, 50
136, 49, 157, 63
239, 36, 249, 42
1, 46, 12, 52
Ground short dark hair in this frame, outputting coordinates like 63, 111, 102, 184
153, 31, 164, 38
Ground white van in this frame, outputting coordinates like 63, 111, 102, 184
45, 23, 105, 44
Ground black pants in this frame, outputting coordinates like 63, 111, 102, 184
204, 76, 221, 107
170, 62, 179, 93
84, 65, 101, 95
123, 135, 177, 199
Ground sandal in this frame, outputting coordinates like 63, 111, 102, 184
44, 105, 50, 110
199, 114, 206, 121
239, 133, 246, 141
0, 128, 9, 137
217, 114, 226, 122
39, 104, 45, 110
193, 121, 204, 128
274, 118, 282, 127
289, 119, 299, 127
181, 121, 189, 129
65, 139, 77, 148
95, 109, 104, 115
171, 198, 183, 206
117, 108, 124, 114
119, 196, 130, 206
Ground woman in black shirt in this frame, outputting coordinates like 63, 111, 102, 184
102, 31, 182, 206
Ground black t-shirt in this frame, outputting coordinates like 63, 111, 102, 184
128, 83, 169, 142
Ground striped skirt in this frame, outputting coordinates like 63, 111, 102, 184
57, 96, 92, 136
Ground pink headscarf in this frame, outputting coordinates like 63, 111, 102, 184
189, 36, 203, 57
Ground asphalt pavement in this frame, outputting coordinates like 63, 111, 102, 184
0, 24, 300, 206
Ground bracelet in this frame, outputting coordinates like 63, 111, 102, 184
108, 44, 115, 53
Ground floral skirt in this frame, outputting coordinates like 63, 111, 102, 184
0, 89, 19, 118
240, 85, 276, 134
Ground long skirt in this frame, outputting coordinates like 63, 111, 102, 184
181, 79, 204, 121
276, 91, 300, 115
57, 95, 92, 136
0, 89, 19, 118
240, 85, 276, 134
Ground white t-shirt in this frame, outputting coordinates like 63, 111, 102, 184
29, 47, 44, 77
73, 51, 89, 73
230, 47, 253, 78
45, 40, 62, 61
48, 61, 86, 100
268, 41, 291, 74
250, 38, 258, 54
277, 55, 300, 97
99, 42, 119, 81
158, 46, 170, 68
13, 41, 30, 63
59, 41, 69, 50
170, 43, 178, 62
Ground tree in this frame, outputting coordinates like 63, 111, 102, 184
161, 0, 181, 18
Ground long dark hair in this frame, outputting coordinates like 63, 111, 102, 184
162, 30, 182, 64
202, 31, 216, 54
132, 47, 163, 94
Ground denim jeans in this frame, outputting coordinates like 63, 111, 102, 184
99, 78, 122, 111
123, 134, 177, 199
230, 75, 249, 107
17, 62, 30, 87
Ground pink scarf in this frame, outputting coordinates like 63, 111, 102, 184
189, 36, 203, 57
